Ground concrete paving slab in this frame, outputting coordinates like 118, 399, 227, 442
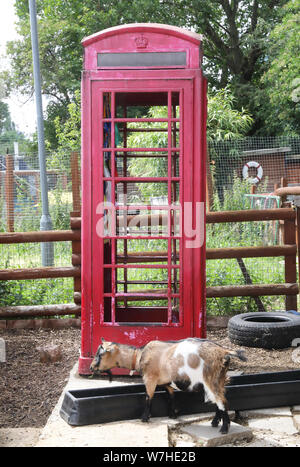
175, 441, 197, 447
240, 407, 293, 418
250, 430, 300, 447
0, 428, 41, 447
37, 418, 169, 447
34, 362, 300, 447
35, 363, 170, 447
179, 421, 253, 447
293, 414, 300, 433
292, 405, 300, 414
248, 416, 298, 435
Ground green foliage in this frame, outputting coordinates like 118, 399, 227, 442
0, 242, 73, 306
125, 90, 252, 203
206, 177, 285, 315
260, 0, 300, 135
53, 89, 81, 152
4, 0, 291, 141
212, 175, 252, 212
49, 183, 72, 230
207, 87, 253, 141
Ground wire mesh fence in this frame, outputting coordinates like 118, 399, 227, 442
208, 136, 300, 209
1, 137, 299, 312
0, 149, 79, 307
0, 149, 78, 233
207, 136, 300, 314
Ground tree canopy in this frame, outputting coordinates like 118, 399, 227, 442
3, 0, 300, 142
260, 0, 300, 135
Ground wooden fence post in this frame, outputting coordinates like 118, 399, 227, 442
70, 211, 81, 306
71, 152, 81, 213
284, 216, 297, 310
296, 206, 300, 288
5, 154, 14, 232
206, 152, 213, 212
280, 177, 288, 206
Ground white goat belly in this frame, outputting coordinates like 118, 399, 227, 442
173, 341, 204, 390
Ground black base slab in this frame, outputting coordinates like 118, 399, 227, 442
60, 369, 300, 426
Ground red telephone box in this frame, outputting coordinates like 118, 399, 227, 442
79, 23, 207, 374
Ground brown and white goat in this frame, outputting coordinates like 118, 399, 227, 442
90, 338, 246, 433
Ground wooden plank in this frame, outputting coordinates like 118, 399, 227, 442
206, 208, 295, 223
74, 292, 81, 304
71, 151, 81, 212
206, 245, 296, 259
0, 266, 80, 280
70, 217, 81, 230
297, 207, 300, 285
69, 209, 296, 229
206, 283, 299, 298
274, 186, 300, 197
70, 245, 297, 265
0, 230, 80, 244
0, 303, 81, 318
284, 218, 298, 310
5, 154, 14, 232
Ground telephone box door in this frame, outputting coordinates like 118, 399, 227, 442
86, 74, 205, 351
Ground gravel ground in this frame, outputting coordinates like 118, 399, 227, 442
0, 327, 80, 428
0, 326, 299, 429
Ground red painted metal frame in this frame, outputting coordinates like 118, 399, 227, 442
79, 24, 206, 375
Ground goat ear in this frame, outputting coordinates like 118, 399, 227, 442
101, 337, 106, 343
105, 343, 117, 353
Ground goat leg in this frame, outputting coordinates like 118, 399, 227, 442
211, 407, 223, 427
141, 394, 152, 422
220, 409, 230, 434
164, 385, 178, 419
141, 380, 157, 422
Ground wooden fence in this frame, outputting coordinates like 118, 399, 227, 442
0, 203, 299, 319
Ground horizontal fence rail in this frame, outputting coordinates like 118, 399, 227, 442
0, 206, 299, 319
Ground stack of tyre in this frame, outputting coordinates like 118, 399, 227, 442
228, 312, 300, 349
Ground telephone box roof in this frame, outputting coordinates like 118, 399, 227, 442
82, 23, 203, 47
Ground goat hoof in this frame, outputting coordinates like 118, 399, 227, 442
169, 413, 178, 419
211, 419, 219, 428
141, 416, 150, 423
219, 426, 229, 434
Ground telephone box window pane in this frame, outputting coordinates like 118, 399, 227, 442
98, 52, 186, 68
117, 239, 168, 264
117, 209, 169, 237
172, 92, 180, 118
115, 92, 168, 115
116, 154, 169, 178
116, 301, 168, 323
115, 123, 168, 149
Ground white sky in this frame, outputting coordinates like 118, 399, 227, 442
0, 0, 37, 136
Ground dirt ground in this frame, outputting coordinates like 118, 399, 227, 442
0, 326, 299, 431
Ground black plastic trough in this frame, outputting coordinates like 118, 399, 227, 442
60, 370, 300, 426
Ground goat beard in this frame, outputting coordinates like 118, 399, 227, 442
92, 368, 113, 382
105, 369, 113, 382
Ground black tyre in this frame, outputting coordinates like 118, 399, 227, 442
228, 312, 300, 349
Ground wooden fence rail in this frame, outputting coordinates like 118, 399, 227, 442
0, 207, 299, 318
